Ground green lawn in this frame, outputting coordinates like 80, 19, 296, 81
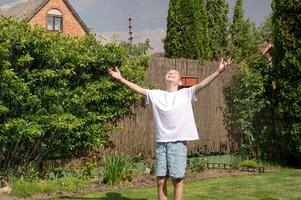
55, 169, 301, 200
11, 177, 92, 197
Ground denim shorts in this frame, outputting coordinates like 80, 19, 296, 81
155, 141, 187, 179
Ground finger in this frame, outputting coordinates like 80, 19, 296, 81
226, 58, 232, 65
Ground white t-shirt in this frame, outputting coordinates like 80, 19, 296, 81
145, 86, 199, 142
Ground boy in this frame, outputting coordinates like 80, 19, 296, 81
108, 58, 233, 200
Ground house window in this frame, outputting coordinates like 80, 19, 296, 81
47, 9, 62, 31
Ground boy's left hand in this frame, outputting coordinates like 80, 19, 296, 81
108, 67, 123, 80
218, 58, 233, 73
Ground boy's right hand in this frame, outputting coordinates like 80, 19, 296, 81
108, 67, 123, 80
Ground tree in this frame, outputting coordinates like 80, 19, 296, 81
194, 0, 211, 60
164, 0, 210, 60
272, 0, 301, 166
230, 0, 257, 61
206, 0, 229, 60
256, 15, 272, 43
121, 39, 153, 56
164, 0, 182, 58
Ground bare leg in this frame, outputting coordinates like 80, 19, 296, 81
157, 176, 168, 200
172, 178, 183, 200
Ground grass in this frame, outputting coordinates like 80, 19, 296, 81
55, 169, 301, 200
11, 177, 92, 197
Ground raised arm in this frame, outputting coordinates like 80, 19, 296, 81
195, 58, 233, 93
108, 67, 147, 96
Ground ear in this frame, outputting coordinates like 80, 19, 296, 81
178, 79, 183, 86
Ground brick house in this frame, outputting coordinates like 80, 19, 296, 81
0, 0, 89, 37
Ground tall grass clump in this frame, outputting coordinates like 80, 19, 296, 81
103, 153, 136, 185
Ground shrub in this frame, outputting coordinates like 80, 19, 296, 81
0, 17, 148, 170
81, 162, 99, 180
223, 55, 272, 159
187, 157, 207, 173
230, 155, 242, 169
47, 168, 72, 180
23, 167, 41, 182
103, 153, 136, 185
240, 159, 262, 168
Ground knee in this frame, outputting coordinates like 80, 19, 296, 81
157, 177, 167, 188
172, 178, 183, 186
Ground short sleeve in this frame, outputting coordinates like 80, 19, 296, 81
145, 89, 156, 105
145, 89, 150, 104
182, 86, 198, 102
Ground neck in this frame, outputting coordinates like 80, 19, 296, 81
166, 84, 178, 92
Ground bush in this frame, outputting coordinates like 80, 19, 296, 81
187, 157, 207, 173
240, 159, 262, 168
81, 162, 100, 180
22, 166, 41, 182
230, 155, 242, 169
0, 17, 148, 170
46, 167, 72, 180
103, 153, 136, 185
223, 55, 273, 159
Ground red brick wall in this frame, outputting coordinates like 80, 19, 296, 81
29, 0, 87, 37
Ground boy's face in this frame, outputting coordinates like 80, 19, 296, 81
165, 70, 182, 87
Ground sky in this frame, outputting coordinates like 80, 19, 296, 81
0, 0, 272, 53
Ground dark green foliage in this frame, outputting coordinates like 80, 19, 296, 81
207, 0, 229, 60
164, 0, 210, 60
194, 0, 210, 60
164, 0, 182, 58
224, 0, 301, 167
187, 157, 207, 173
272, 0, 301, 166
223, 54, 273, 159
230, 0, 258, 61
175, 0, 200, 59
224, 2, 263, 155
256, 15, 273, 43
0, 18, 148, 170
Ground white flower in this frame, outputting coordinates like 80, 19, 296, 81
144, 167, 151, 174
